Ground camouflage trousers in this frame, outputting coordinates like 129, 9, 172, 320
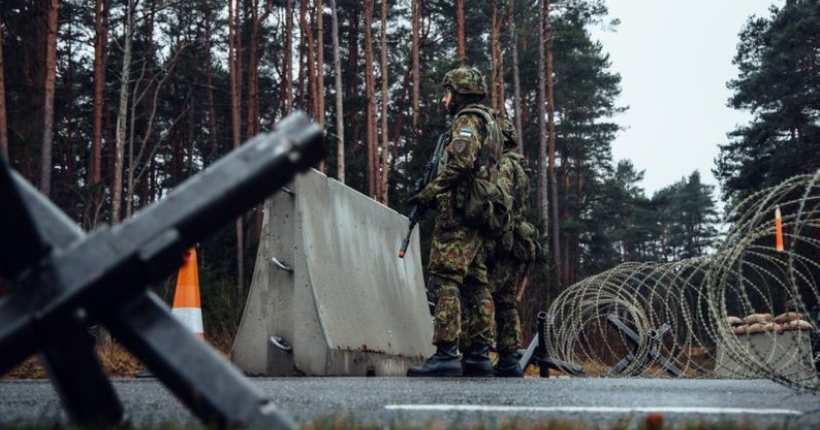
428, 194, 495, 347
489, 253, 525, 355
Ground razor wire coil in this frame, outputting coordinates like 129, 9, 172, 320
543, 170, 820, 392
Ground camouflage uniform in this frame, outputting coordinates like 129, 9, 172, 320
406, 67, 500, 378
490, 119, 530, 357
415, 102, 497, 347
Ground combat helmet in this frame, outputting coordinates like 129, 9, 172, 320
442, 67, 487, 96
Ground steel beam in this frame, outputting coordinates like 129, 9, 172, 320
0, 112, 322, 429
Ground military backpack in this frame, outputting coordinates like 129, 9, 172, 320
453, 107, 513, 240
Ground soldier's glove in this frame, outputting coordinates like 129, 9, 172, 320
407, 190, 433, 208
406, 193, 423, 207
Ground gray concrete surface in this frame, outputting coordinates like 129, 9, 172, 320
2, 377, 819, 429
231, 170, 434, 377
715, 330, 818, 384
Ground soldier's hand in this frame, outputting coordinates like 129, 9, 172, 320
407, 191, 433, 207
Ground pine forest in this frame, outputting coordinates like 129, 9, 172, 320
1, 0, 818, 340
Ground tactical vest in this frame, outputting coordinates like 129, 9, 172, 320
452, 106, 512, 239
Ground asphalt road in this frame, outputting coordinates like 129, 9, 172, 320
2, 377, 820, 428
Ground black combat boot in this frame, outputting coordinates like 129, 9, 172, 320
462, 344, 494, 377
494, 352, 524, 377
406, 343, 462, 377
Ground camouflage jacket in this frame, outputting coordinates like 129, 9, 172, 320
416, 103, 496, 203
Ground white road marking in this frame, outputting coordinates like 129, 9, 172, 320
384, 405, 803, 415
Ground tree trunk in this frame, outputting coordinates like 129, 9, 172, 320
545, 0, 561, 283
315, 0, 326, 172
300, 0, 318, 119
113, 0, 135, 224
509, 0, 523, 151
39, 0, 59, 198
379, 0, 390, 203
456, 0, 465, 65
489, 0, 497, 111
248, 1, 274, 238
229, 0, 245, 295
62, 22, 76, 195
536, 0, 548, 241
247, 1, 262, 140
236, 0, 244, 138
84, 0, 109, 229
411, 0, 420, 134
0, 12, 8, 159
90, 0, 108, 187
316, 0, 325, 124
329, 0, 344, 183
559, 141, 570, 281
284, 0, 294, 114
489, 0, 505, 113
364, 0, 378, 199
126, 0, 158, 218
204, 6, 218, 161
298, 0, 308, 113
345, 8, 361, 180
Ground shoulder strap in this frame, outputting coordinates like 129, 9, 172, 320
456, 107, 493, 124
456, 107, 503, 173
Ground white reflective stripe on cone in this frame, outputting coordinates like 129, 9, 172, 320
172, 307, 204, 334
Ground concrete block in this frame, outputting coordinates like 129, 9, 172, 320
714, 330, 817, 383
231, 169, 434, 376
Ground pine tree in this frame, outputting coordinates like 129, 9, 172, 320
716, 0, 820, 207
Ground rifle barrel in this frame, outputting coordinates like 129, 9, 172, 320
397, 132, 447, 259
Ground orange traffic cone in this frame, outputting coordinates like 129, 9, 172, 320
172, 248, 204, 339
775, 206, 784, 252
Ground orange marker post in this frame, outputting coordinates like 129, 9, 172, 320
775, 206, 784, 252
172, 248, 204, 339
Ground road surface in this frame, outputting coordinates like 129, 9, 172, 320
2, 377, 818, 428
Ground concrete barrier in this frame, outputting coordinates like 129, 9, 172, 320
714, 330, 817, 383
231, 169, 434, 376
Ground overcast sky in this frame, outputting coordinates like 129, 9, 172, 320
589, 0, 779, 198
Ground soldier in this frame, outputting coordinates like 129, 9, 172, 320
406, 67, 499, 377
489, 119, 534, 377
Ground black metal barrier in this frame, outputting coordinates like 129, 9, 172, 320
606, 314, 682, 377
0, 112, 323, 429
519, 311, 585, 377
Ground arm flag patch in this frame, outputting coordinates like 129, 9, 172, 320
458, 128, 473, 137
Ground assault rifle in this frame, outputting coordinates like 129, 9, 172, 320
398, 132, 448, 258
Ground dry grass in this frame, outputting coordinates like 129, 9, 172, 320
4, 355, 48, 379
2, 334, 233, 379
3, 342, 146, 379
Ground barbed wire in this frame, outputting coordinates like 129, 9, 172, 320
544, 170, 820, 391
